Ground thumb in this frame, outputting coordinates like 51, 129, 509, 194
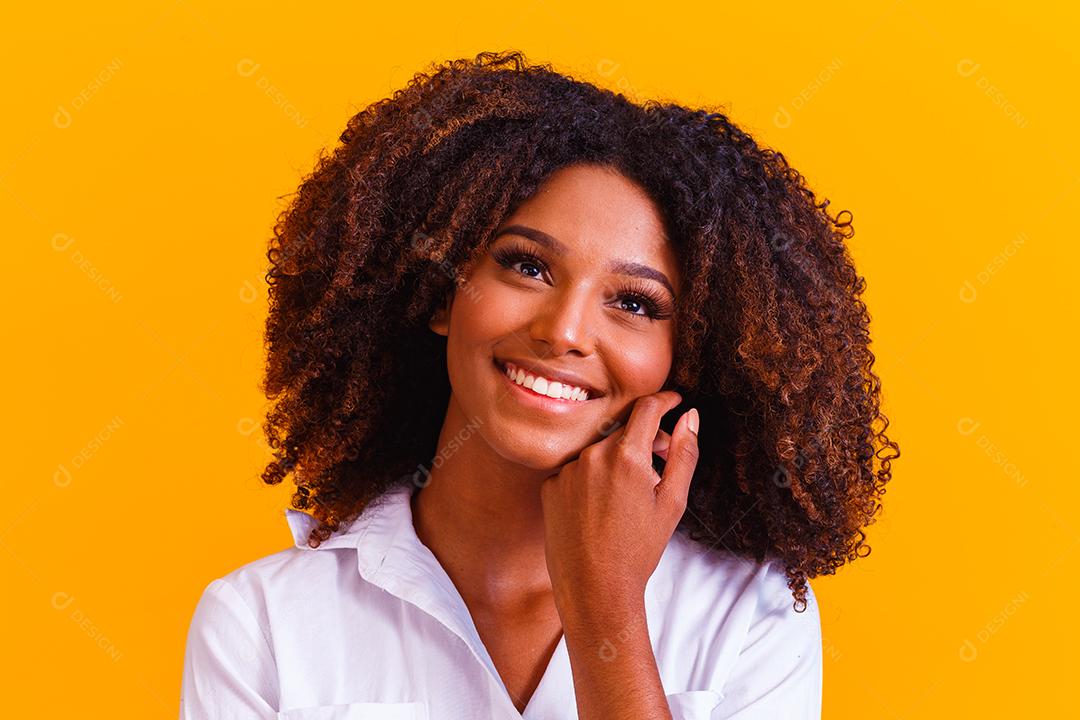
655, 408, 699, 510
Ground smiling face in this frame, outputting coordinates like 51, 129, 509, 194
429, 162, 682, 469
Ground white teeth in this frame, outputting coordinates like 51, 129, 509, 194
503, 362, 590, 402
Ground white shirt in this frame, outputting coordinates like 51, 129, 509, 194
180, 478, 822, 719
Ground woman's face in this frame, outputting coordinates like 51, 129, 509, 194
430, 163, 682, 470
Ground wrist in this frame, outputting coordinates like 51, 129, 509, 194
556, 585, 647, 634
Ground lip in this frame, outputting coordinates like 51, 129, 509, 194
495, 357, 604, 398
494, 358, 600, 412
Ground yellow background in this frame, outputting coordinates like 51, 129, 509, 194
4, 1, 1076, 716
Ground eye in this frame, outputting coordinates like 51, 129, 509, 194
615, 279, 675, 322
490, 242, 675, 322
617, 291, 664, 320
492, 246, 546, 279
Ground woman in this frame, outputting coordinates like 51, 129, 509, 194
180, 50, 898, 719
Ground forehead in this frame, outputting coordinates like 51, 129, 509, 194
496, 164, 678, 278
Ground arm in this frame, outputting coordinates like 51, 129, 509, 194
540, 393, 703, 720
560, 590, 673, 720
179, 578, 279, 720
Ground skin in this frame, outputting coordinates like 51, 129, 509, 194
416, 162, 700, 718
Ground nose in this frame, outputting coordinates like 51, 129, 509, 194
527, 284, 597, 358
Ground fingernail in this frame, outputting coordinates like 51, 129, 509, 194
687, 408, 699, 436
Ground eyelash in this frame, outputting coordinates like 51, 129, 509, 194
491, 243, 675, 322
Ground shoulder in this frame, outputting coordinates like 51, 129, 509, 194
652, 531, 822, 693
187, 487, 407, 634
182, 541, 348, 715
659, 530, 813, 619
189, 507, 370, 636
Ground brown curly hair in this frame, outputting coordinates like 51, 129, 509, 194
259, 49, 899, 612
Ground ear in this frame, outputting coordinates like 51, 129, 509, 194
428, 288, 454, 337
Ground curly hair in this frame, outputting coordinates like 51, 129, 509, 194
259, 49, 899, 612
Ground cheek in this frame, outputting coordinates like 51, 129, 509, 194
457, 280, 520, 338
607, 334, 676, 395
461, 275, 535, 335
443, 276, 518, 366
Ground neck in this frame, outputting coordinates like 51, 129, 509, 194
411, 393, 558, 610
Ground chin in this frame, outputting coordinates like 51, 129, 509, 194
494, 437, 585, 474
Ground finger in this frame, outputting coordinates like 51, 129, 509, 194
619, 390, 683, 458
655, 408, 699, 508
652, 429, 672, 461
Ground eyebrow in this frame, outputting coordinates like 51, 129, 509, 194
492, 224, 677, 299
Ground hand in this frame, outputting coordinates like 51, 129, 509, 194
540, 391, 700, 617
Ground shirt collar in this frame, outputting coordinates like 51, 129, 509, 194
284, 480, 670, 604
284, 477, 675, 612
284, 476, 414, 556
285, 476, 518, 694
283, 476, 674, 711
